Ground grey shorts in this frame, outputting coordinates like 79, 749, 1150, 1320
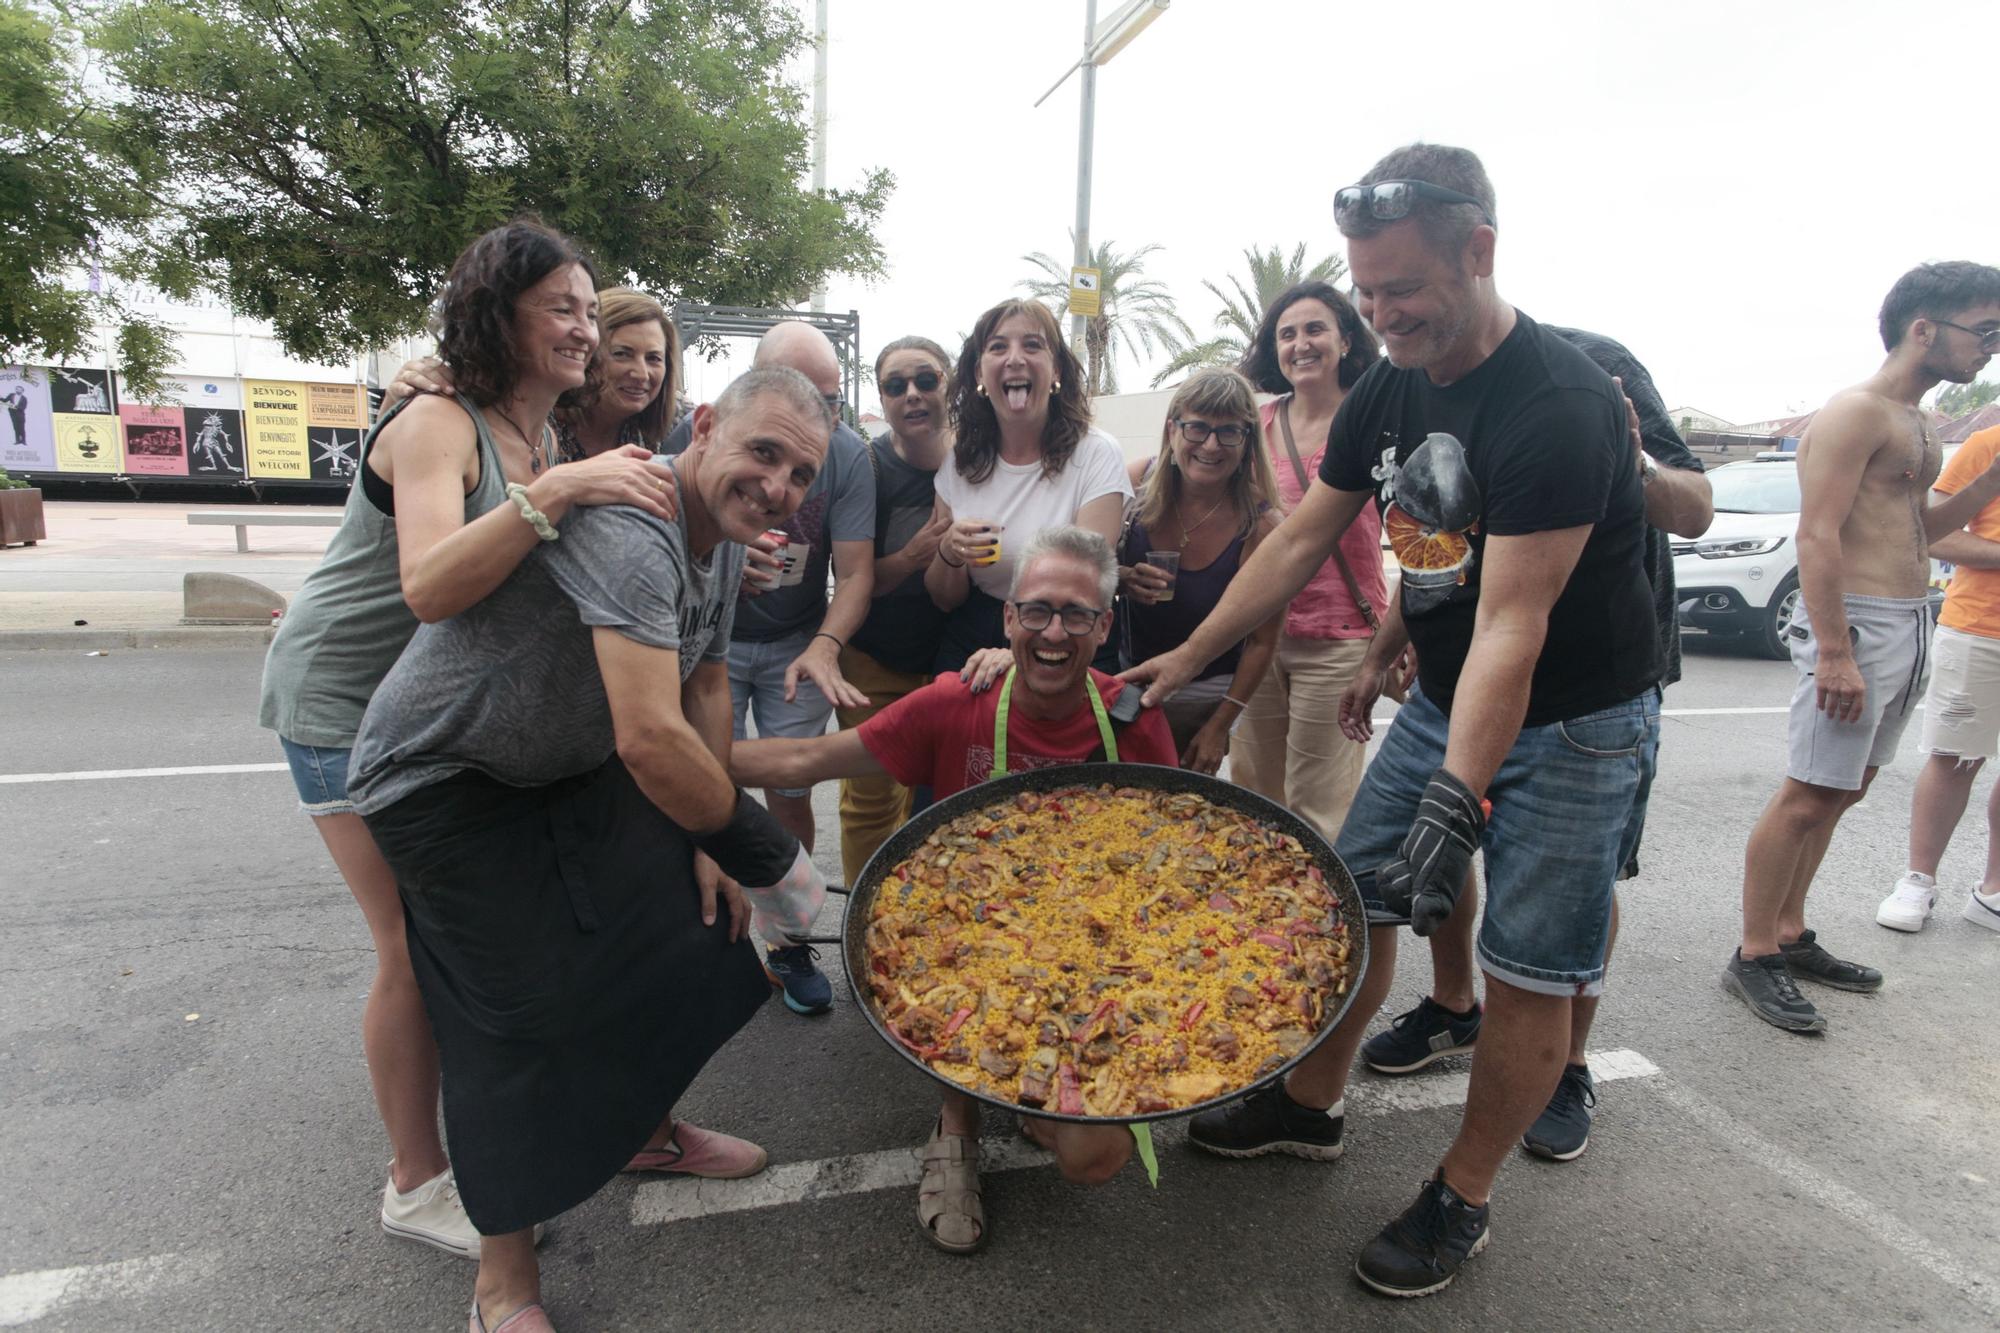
1784, 593, 1932, 790
728, 628, 833, 798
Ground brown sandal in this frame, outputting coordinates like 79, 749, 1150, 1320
917, 1118, 985, 1254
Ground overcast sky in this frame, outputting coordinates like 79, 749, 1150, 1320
683, 0, 1998, 427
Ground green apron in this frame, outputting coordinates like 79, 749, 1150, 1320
990, 667, 1119, 777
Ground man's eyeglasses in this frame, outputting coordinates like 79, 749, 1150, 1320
1174, 419, 1250, 449
822, 392, 845, 417
881, 370, 942, 398
1334, 179, 1494, 228
1010, 601, 1106, 635
1932, 319, 2000, 353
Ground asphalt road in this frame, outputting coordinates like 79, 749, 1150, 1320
3, 636, 1996, 1330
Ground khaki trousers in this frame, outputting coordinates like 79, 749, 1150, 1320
1226, 632, 1371, 846
834, 644, 933, 885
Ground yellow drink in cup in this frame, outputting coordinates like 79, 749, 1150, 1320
971, 522, 1003, 567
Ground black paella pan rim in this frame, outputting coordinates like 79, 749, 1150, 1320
839, 762, 1372, 1127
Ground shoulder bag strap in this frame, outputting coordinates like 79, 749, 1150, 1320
1278, 396, 1380, 632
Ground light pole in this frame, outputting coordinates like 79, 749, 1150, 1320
1035, 0, 1170, 351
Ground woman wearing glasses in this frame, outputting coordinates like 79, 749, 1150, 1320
1117, 368, 1283, 775
925, 299, 1132, 671
832, 335, 956, 883
1229, 281, 1392, 843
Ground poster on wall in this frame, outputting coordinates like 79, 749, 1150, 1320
0, 366, 56, 471
183, 407, 246, 477
305, 381, 364, 483
164, 376, 242, 411
245, 379, 309, 478
49, 367, 115, 415
306, 383, 363, 429
119, 404, 189, 476
54, 413, 120, 473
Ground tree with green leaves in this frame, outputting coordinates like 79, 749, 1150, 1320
86, 0, 891, 366
0, 0, 184, 396
1150, 243, 1345, 388
1021, 238, 1189, 397
1935, 377, 2000, 421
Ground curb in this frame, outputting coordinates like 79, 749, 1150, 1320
0, 626, 276, 652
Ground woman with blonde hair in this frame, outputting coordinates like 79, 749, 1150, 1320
552, 286, 681, 458
1117, 367, 1283, 774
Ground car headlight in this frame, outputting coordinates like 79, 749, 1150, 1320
1693, 535, 1786, 559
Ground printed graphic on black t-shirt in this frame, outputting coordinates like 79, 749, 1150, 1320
1319, 311, 1661, 727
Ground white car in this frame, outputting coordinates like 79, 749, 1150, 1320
1674, 456, 1800, 659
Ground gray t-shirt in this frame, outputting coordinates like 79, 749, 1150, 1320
661, 413, 875, 643
348, 465, 742, 814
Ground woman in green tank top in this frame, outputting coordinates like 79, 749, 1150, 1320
256, 221, 685, 1280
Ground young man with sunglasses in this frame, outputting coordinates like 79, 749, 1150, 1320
1730, 261, 2000, 1029
1125, 142, 1660, 1297
729, 525, 1177, 1254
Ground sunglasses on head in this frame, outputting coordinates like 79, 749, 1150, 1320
881, 370, 943, 398
1334, 179, 1494, 228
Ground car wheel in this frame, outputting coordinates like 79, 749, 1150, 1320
1760, 574, 1801, 660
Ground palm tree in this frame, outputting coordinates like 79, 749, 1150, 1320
1150, 243, 1346, 387
1021, 238, 1191, 397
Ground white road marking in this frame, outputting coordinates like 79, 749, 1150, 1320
1653, 1079, 1998, 1321
630, 1048, 1663, 1228
0, 762, 287, 784
0, 1252, 215, 1327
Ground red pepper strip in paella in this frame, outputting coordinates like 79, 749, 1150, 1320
1057, 1061, 1084, 1115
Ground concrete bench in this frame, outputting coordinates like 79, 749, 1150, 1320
187, 510, 341, 552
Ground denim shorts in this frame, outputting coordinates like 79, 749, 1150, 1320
728, 628, 834, 798
279, 737, 355, 817
1333, 686, 1660, 997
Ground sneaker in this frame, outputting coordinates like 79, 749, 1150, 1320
1354, 1174, 1491, 1298
1963, 887, 2000, 933
1779, 929, 1883, 992
1187, 1083, 1345, 1160
1521, 1063, 1596, 1162
765, 943, 833, 1015
1361, 997, 1481, 1075
381, 1168, 544, 1260
1721, 949, 1826, 1033
1876, 873, 1936, 932
623, 1121, 768, 1179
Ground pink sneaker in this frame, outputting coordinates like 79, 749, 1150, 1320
622, 1121, 768, 1179
469, 1300, 554, 1332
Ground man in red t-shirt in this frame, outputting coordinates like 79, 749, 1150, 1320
731, 525, 1176, 1254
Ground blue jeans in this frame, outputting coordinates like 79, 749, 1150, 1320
279, 737, 355, 817
1334, 687, 1660, 997
728, 628, 834, 797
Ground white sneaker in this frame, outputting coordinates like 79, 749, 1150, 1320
380, 1169, 544, 1260
1964, 888, 2000, 933
1876, 874, 1936, 932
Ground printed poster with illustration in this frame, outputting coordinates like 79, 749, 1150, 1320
48, 367, 115, 415
119, 403, 188, 476
0, 366, 55, 471
183, 407, 246, 477
305, 382, 364, 483
245, 379, 309, 478
54, 413, 120, 472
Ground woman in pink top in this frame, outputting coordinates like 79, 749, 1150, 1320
1230, 281, 1389, 843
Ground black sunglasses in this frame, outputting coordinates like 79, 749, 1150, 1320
1932, 319, 2000, 353
881, 370, 943, 398
1010, 601, 1106, 636
1334, 179, 1494, 228
1174, 419, 1250, 449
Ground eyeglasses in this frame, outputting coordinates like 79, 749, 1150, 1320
1173, 419, 1250, 449
881, 370, 942, 398
822, 392, 845, 416
1010, 601, 1106, 635
1931, 319, 2000, 353
1334, 179, 1494, 228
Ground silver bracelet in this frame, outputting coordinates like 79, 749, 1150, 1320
505, 483, 559, 542
1222, 694, 1253, 710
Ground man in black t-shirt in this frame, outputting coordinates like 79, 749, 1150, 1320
1123, 143, 1661, 1299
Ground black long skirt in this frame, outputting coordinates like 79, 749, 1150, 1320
363, 756, 769, 1235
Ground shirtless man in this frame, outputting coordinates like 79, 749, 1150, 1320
1727, 261, 2000, 1033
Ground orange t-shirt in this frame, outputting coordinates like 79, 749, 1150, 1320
1937, 424, 2000, 638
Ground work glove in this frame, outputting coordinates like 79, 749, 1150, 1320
1375, 769, 1486, 937
693, 789, 828, 944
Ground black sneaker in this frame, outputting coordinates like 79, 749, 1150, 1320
1361, 997, 1481, 1075
1779, 929, 1883, 993
1722, 949, 1826, 1033
1521, 1063, 1595, 1162
1354, 1174, 1491, 1298
1187, 1083, 1345, 1160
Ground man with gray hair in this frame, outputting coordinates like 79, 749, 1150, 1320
1125, 142, 1659, 1297
665, 321, 876, 1015
729, 525, 1177, 1253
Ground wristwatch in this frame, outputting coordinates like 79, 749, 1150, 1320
1639, 452, 1659, 487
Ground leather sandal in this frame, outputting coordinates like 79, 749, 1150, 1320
917, 1117, 985, 1254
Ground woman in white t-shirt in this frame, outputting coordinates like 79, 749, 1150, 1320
925, 298, 1133, 671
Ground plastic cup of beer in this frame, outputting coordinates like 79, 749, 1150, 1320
972, 522, 1004, 567
1146, 550, 1180, 601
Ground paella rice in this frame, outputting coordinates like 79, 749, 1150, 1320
864, 783, 1354, 1117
